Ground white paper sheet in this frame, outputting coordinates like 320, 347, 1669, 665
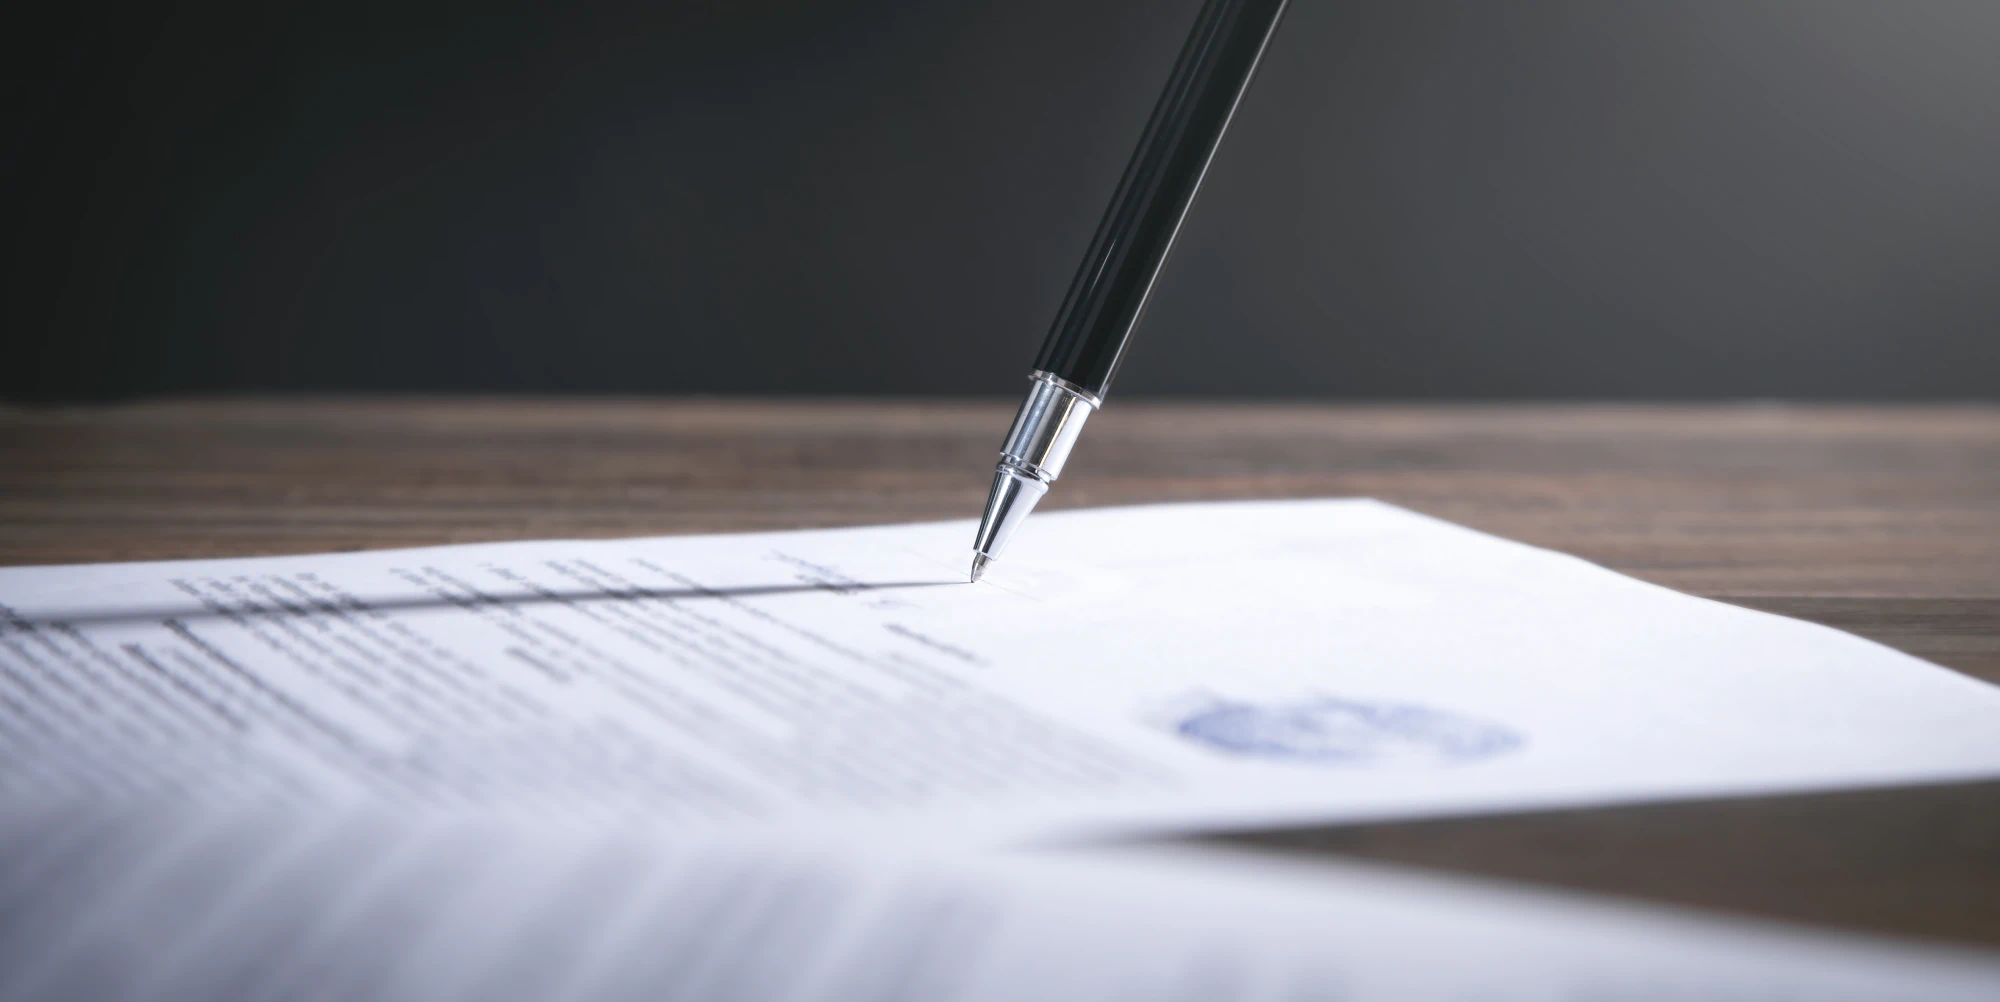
3, 499, 1998, 841
3, 804, 1995, 1002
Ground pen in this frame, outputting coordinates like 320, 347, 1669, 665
970, 0, 1290, 582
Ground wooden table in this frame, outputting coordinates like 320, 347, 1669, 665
4, 399, 1998, 947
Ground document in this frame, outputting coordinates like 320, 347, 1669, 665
4, 804, 1996, 1001
4, 499, 1999, 841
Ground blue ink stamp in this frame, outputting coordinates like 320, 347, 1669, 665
1175, 697, 1522, 765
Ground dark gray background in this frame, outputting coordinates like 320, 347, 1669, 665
7, 0, 1998, 401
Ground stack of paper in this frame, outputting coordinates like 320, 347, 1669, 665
4, 500, 1998, 996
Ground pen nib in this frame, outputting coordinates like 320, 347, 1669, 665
970, 553, 989, 583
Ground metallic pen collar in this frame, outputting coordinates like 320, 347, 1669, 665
1000, 371, 1099, 484
1027, 369, 1104, 409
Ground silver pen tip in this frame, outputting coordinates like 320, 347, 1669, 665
970, 553, 989, 583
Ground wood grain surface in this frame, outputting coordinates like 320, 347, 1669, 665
4, 398, 1998, 947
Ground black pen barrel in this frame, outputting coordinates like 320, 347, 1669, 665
1031, 0, 1289, 399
